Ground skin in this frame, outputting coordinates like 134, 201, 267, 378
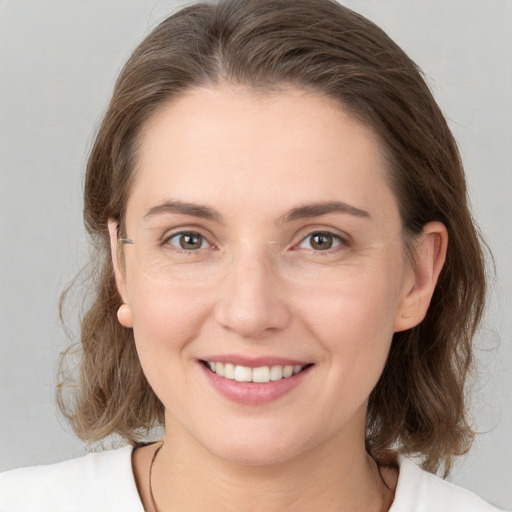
109, 85, 447, 512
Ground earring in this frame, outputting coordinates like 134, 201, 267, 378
117, 303, 133, 328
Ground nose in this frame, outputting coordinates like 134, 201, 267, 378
214, 246, 291, 339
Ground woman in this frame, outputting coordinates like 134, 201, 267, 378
0, 0, 505, 510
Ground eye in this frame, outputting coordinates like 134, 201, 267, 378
297, 231, 344, 251
165, 231, 210, 250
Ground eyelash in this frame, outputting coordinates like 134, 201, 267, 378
161, 229, 349, 254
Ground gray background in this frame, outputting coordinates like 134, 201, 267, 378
0, 1, 511, 509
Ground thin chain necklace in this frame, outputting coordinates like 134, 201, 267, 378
148, 443, 163, 512
147, 444, 393, 512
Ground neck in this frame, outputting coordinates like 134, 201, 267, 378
144, 414, 395, 512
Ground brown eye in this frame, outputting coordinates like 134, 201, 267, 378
298, 231, 342, 251
310, 233, 334, 250
167, 231, 208, 250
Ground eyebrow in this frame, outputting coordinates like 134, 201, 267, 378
280, 201, 371, 224
143, 200, 222, 222
143, 199, 371, 224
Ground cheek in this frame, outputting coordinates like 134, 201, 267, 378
127, 277, 213, 378
297, 265, 401, 333
293, 266, 403, 377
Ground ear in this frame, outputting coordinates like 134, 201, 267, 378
108, 219, 133, 328
394, 221, 448, 332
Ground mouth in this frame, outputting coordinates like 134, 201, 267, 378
201, 360, 314, 383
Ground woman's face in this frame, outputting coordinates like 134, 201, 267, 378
111, 86, 433, 465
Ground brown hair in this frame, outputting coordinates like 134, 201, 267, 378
58, 0, 487, 474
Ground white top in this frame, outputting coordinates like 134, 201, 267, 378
0, 446, 505, 511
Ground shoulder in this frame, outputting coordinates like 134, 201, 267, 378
0, 445, 144, 512
391, 456, 506, 512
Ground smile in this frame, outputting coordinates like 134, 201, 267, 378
204, 361, 307, 383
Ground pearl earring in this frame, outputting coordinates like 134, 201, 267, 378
117, 303, 133, 328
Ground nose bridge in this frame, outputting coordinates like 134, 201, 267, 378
214, 240, 290, 337
232, 241, 275, 291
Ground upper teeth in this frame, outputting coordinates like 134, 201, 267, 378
206, 362, 304, 383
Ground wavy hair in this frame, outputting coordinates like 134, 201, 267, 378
58, 0, 487, 475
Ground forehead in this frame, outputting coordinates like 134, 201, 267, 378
127, 85, 399, 227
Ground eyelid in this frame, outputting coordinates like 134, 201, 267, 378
160, 223, 213, 239
293, 225, 351, 244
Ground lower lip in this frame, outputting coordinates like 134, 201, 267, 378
199, 363, 312, 405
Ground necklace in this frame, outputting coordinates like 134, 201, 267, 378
148, 443, 163, 512
147, 444, 393, 512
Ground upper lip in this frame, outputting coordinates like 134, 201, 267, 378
200, 354, 312, 368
